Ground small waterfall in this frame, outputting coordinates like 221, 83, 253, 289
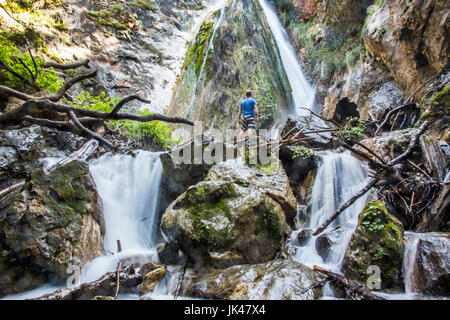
258, 0, 318, 115
185, 7, 227, 119
81, 151, 163, 283
293, 151, 370, 272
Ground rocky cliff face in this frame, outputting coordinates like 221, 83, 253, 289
166, 0, 292, 130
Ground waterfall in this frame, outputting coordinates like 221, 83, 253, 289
292, 151, 370, 272
81, 151, 163, 283
258, 0, 318, 115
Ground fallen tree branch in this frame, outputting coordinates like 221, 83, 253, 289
68, 111, 116, 150
45, 139, 99, 173
313, 177, 379, 235
313, 266, 386, 300
49, 70, 98, 102
32, 265, 142, 300
45, 59, 90, 70
313, 121, 431, 235
110, 94, 151, 115
374, 103, 416, 136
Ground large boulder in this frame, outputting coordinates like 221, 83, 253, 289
181, 259, 322, 300
412, 233, 450, 296
341, 201, 404, 290
205, 157, 297, 224
160, 181, 288, 268
0, 160, 104, 297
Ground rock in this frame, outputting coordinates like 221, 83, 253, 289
0, 160, 104, 296
140, 267, 166, 295
181, 259, 322, 300
280, 115, 334, 149
0, 126, 81, 189
205, 157, 297, 224
157, 242, 182, 265
356, 128, 418, 163
363, 0, 449, 98
315, 223, 354, 261
138, 261, 163, 277
161, 181, 288, 268
413, 234, 450, 296
159, 136, 236, 213
91, 296, 115, 300
342, 201, 404, 290
166, 0, 292, 130
297, 228, 313, 246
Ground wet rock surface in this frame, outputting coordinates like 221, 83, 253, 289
0, 160, 104, 297
161, 180, 288, 268
413, 234, 450, 296
181, 259, 322, 300
342, 201, 404, 290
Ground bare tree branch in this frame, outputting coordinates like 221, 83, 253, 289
110, 94, 151, 115
49, 70, 98, 102
45, 59, 90, 70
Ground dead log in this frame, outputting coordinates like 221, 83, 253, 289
45, 139, 99, 173
32, 265, 142, 300
313, 265, 386, 300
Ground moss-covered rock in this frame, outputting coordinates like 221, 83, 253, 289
205, 157, 297, 225
341, 201, 404, 290
181, 259, 322, 300
160, 180, 287, 268
0, 160, 104, 297
140, 267, 166, 295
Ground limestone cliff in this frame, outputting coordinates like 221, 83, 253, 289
166, 0, 292, 130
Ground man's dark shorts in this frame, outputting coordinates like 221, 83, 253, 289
240, 115, 256, 132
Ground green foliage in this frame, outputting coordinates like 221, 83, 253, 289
339, 118, 366, 142
361, 0, 384, 38
292, 146, 312, 160
360, 202, 385, 232
122, 110, 175, 149
0, 35, 62, 92
68, 91, 175, 149
130, 0, 158, 12
111, 4, 124, 12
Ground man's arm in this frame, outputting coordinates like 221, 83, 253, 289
254, 104, 259, 122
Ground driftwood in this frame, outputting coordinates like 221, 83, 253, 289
0, 181, 25, 208
45, 139, 99, 172
313, 266, 386, 300
313, 121, 430, 235
32, 265, 142, 300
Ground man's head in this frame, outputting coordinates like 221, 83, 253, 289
245, 90, 252, 98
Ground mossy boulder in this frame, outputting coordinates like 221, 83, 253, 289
205, 157, 297, 225
139, 267, 166, 295
341, 201, 404, 290
160, 181, 288, 268
181, 259, 322, 300
0, 160, 104, 296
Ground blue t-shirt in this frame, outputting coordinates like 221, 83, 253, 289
240, 98, 257, 117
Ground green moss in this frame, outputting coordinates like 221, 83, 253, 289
258, 203, 283, 240
130, 0, 158, 12
182, 21, 214, 79
351, 201, 403, 288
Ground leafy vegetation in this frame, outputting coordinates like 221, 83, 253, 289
130, 0, 158, 12
67, 91, 176, 149
0, 34, 62, 92
292, 146, 312, 160
339, 118, 366, 142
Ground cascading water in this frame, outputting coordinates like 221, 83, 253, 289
258, 0, 318, 115
292, 151, 370, 274
80, 151, 163, 284
3, 151, 164, 299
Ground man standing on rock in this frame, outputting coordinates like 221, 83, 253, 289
237, 90, 259, 142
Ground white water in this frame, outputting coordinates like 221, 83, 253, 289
259, 0, 318, 115
81, 151, 163, 283
292, 151, 370, 272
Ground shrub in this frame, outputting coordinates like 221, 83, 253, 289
292, 146, 312, 160
0, 35, 62, 93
